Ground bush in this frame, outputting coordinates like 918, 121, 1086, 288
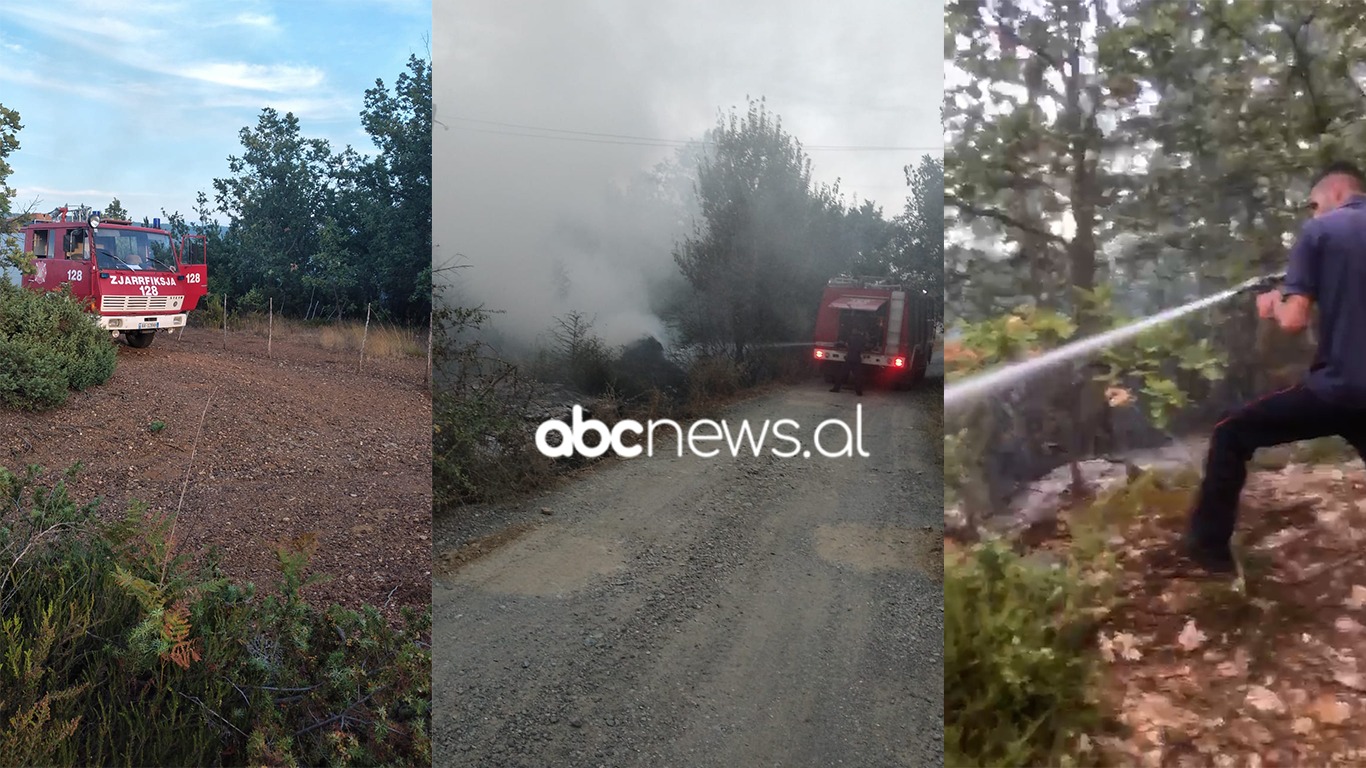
433, 301, 552, 506
0, 282, 116, 410
192, 290, 227, 329
686, 355, 745, 403
944, 539, 1103, 767
0, 464, 431, 767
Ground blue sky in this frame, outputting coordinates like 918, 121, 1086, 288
0, 0, 429, 222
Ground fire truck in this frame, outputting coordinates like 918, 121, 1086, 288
811, 275, 939, 389
19, 206, 208, 348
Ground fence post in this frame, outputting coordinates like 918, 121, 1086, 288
222, 294, 228, 349
358, 302, 371, 372
268, 297, 274, 359
427, 308, 434, 386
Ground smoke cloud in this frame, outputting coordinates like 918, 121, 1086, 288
433, 0, 942, 352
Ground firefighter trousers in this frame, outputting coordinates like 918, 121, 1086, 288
1189, 384, 1366, 546
832, 360, 864, 394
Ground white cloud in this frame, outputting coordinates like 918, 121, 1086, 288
4, 6, 163, 46
231, 12, 278, 30
3, 5, 324, 98
203, 93, 356, 122
179, 62, 326, 93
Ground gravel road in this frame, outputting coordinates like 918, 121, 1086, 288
433, 378, 943, 767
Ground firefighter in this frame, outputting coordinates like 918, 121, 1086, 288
1185, 161, 1366, 574
831, 327, 866, 396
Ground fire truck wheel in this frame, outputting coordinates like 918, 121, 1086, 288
125, 330, 156, 349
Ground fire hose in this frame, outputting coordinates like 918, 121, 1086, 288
943, 270, 1289, 412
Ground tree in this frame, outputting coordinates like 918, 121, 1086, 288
893, 154, 944, 294
2, 104, 24, 276
942, 0, 1366, 515
211, 108, 335, 313
945, 0, 1120, 330
0, 104, 19, 222
354, 54, 433, 323
103, 197, 129, 220
670, 98, 849, 359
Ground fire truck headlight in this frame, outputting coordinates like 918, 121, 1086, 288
814, 349, 825, 359
893, 356, 906, 368
108, 318, 122, 328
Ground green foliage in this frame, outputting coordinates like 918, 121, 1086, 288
357, 54, 433, 323
102, 198, 129, 221
197, 55, 431, 326
148, 420, 166, 434
0, 465, 431, 767
2, 102, 25, 280
1078, 284, 1228, 429
0, 102, 19, 222
193, 289, 227, 330
948, 306, 1078, 379
944, 539, 1104, 767
894, 155, 945, 293
303, 218, 362, 320
0, 282, 116, 410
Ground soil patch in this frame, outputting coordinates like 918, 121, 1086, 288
0, 324, 431, 621
814, 522, 944, 580
1079, 464, 1366, 765
447, 528, 626, 596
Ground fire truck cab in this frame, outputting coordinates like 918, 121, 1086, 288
811, 275, 938, 389
20, 207, 208, 348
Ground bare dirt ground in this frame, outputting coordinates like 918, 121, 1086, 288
432, 376, 944, 767
0, 324, 432, 618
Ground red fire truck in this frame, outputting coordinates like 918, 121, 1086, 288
811, 275, 938, 389
19, 207, 208, 348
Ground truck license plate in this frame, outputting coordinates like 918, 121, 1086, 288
138, 321, 157, 329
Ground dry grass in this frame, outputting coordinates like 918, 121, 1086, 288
317, 322, 424, 359
228, 314, 426, 359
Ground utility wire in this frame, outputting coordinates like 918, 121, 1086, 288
446, 115, 940, 152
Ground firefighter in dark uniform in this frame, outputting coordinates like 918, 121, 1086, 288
831, 327, 866, 395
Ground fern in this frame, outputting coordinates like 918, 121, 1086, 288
160, 602, 201, 670
112, 564, 164, 613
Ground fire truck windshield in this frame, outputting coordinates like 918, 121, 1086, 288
94, 229, 177, 273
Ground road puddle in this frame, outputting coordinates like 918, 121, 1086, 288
813, 523, 943, 580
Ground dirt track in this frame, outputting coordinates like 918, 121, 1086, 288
432, 378, 944, 767
0, 324, 432, 617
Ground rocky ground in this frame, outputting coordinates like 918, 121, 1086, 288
433, 376, 943, 767
0, 324, 432, 619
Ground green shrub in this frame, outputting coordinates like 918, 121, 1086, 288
0, 464, 431, 767
944, 539, 1103, 767
0, 282, 116, 410
192, 290, 227, 329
